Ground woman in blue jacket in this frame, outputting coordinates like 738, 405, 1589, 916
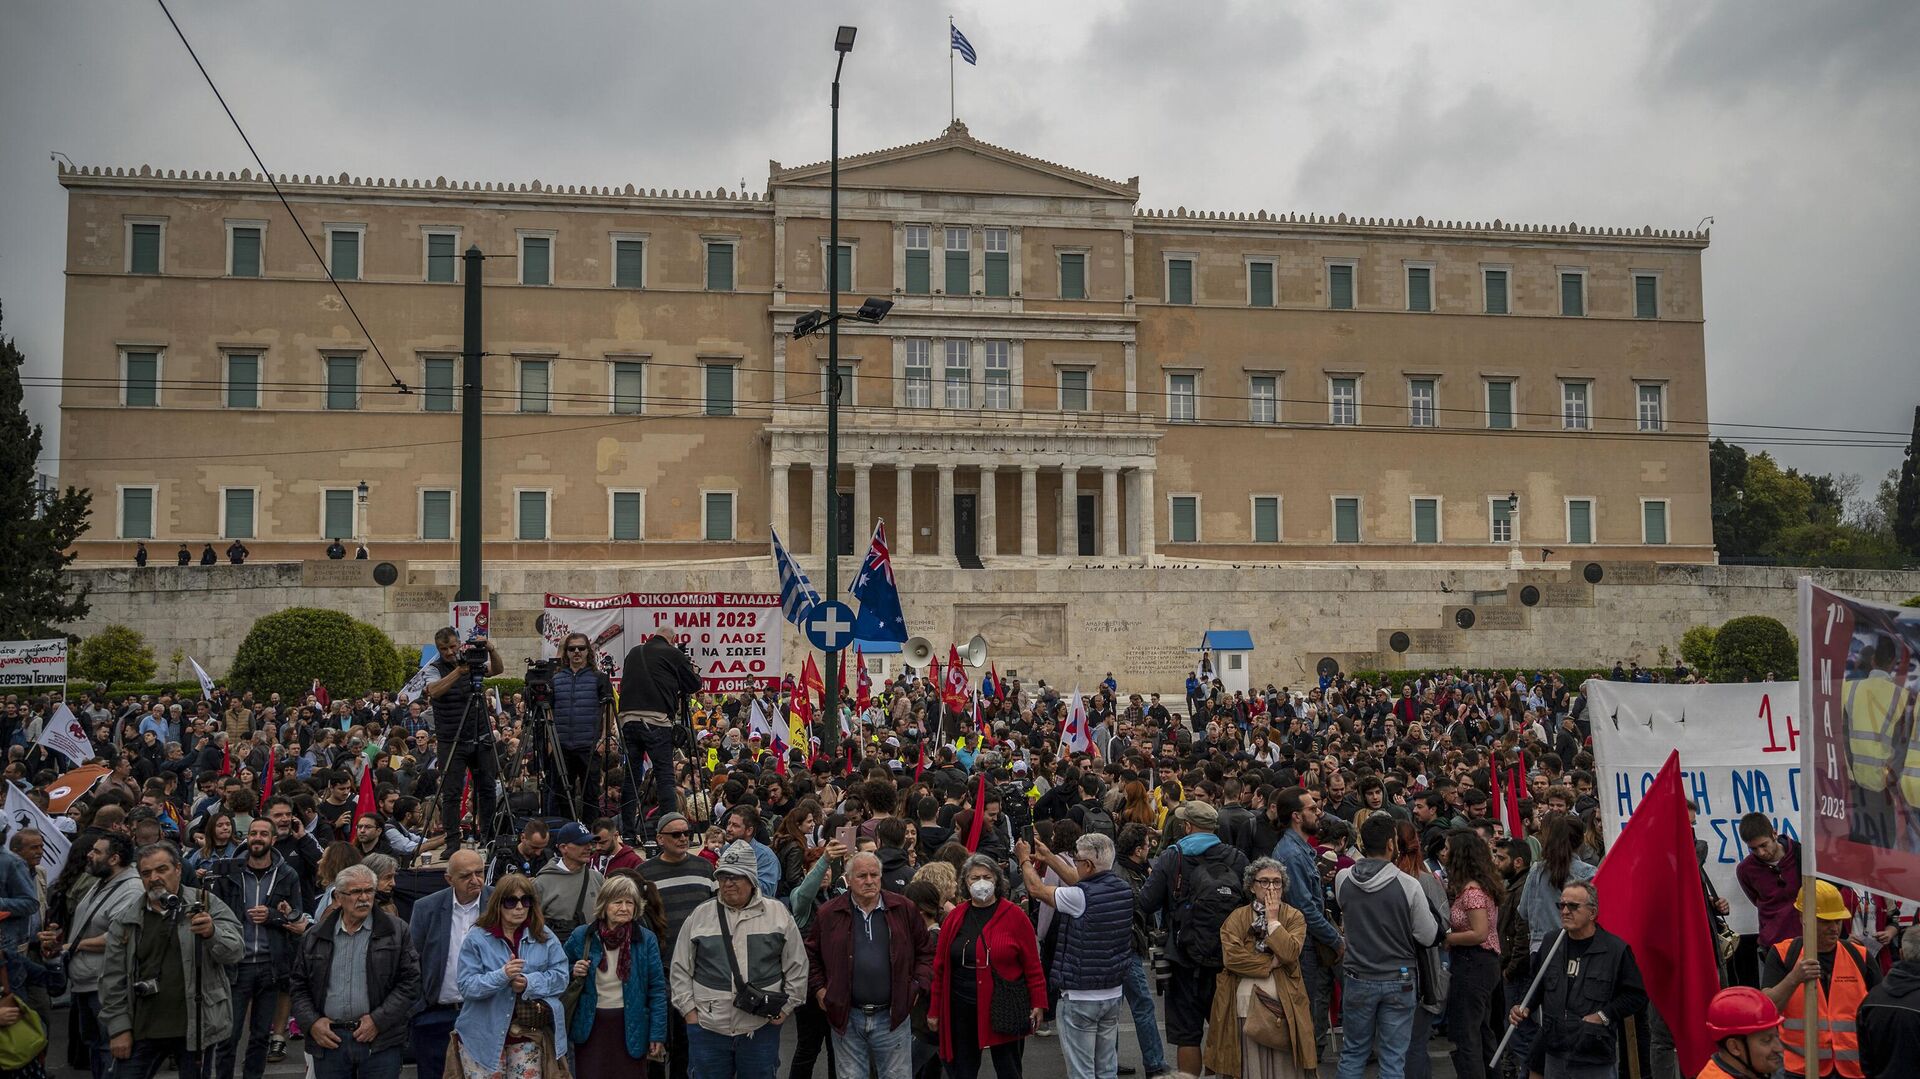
564, 875, 668, 1070
454, 873, 571, 1079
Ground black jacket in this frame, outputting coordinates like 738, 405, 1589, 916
1861, 956, 1920, 1079
877, 846, 913, 894
209, 852, 306, 968
289, 908, 422, 1052
617, 634, 702, 714
1531, 928, 1647, 1069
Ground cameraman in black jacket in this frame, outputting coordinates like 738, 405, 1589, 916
424, 626, 503, 847
617, 631, 702, 828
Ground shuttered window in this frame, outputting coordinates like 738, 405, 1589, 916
1407, 266, 1432, 312
944, 227, 969, 294
1059, 370, 1089, 412
1328, 264, 1354, 309
615, 240, 645, 288
223, 489, 255, 539
1412, 498, 1439, 544
129, 223, 162, 274
1484, 269, 1509, 314
1333, 498, 1361, 543
427, 233, 457, 282
325, 356, 358, 410
424, 358, 456, 413
1249, 261, 1274, 307
226, 354, 259, 409
519, 359, 550, 413
1560, 272, 1585, 316
121, 488, 154, 539
1252, 497, 1280, 543
329, 230, 360, 281
1567, 499, 1593, 545
704, 364, 735, 416
905, 227, 931, 294
706, 242, 735, 291
516, 491, 548, 541
1487, 380, 1514, 429
613, 362, 644, 415
1171, 497, 1198, 543
323, 489, 356, 540
521, 237, 551, 286
704, 492, 734, 541
983, 229, 1009, 296
1634, 275, 1659, 319
1059, 253, 1086, 299
125, 352, 159, 406
1643, 501, 1669, 545
230, 227, 261, 277
1166, 259, 1193, 304
612, 491, 643, 541
421, 490, 453, 540
827, 243, 853, 292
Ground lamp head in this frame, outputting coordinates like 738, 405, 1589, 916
357, 480, 369, 501
1507, 492, 1518, 512
835, 26, 857, 53
793, 310, 827, 339
854, 297, 894, 323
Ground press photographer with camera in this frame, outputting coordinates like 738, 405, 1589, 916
425, 626, 505, 847
618, 629, 703, 826
547, 632, 614, 819
99, 841, 246, 1079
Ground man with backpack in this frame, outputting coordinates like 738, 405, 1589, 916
1333, 814, 1443, 1079
1140, 800, 1248, 1076
1071, 775, 1118, 840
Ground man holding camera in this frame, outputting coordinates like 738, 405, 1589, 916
424, 626, 504, 847
618, 629, 703, 828
100, 841, 246, 1079
210, 818, 309, 1079
549, 632, 614, 819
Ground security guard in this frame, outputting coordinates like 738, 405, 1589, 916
1844, 632, 1916, 850
1697, 986, 1784, 1079
1762, 881, 1880, 1078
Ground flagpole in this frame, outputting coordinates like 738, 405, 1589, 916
948, 15, 956, 124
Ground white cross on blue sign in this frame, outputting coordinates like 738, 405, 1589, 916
804, 600, 857, 652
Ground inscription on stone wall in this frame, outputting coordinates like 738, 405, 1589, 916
955, 604, 1067, 654
300, 560, 401, 588
1126, 648, 1198, 680
1474, 606, 1529, 630
1599, 562, 1659, 585
389, 585, 457, 614
1541, 581, 1593, 607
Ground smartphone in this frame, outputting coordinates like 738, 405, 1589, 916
834, 824, 857, 851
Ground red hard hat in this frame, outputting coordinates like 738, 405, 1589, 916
1706, 986, 1783, 1040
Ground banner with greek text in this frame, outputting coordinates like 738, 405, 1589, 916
542, 593, 783, 693
0, 639, 67, 686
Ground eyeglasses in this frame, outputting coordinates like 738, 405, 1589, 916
658, 829, 690, 839
1555, 901, 1590, 912
565, 645, 589, 653
499, 895, 534, 909
1254, 878, 1285, 888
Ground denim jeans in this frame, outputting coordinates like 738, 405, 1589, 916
623, 720, 679, 820
1298, 943, 1335, 1067
215, 960, 278, 1079
116, 1036, 209, 1079
309, 1041, 404, 1079
686, 1022, 782, 1079
1057, 995, 1125, 1079
1502, 973, 1537, 1076
408, 1004, 458, 1079
1120, 956, 1169, 1073
1336, 976, 1416, 1079
830, 1009, 914, 1079
75, 990, 114, 1079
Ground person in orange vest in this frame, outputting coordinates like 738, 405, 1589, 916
1761, 880, 1880, 1078
1697, 986, 1785, 1079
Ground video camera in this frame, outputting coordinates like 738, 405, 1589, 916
524, 657, 557, 708
461, 634, 491, 672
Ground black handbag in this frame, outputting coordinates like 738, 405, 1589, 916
717, 905, 787, 1019
984, 945, 1032, 1036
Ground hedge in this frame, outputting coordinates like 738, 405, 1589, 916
228, 608, 374, 703
1706, 615, 1796, 683
357, 621, 406, 694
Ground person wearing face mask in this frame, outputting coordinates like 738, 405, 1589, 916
929, 855, 1047, 1079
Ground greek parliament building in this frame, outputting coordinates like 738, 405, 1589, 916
54, 121, 1713, 572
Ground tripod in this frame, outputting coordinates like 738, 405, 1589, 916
526, 701, 584, 823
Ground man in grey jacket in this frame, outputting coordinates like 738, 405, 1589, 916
67, 833, 144, 1079
1332, 815, 1442, 1079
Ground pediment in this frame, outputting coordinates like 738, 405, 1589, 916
771, 121, 1137, 201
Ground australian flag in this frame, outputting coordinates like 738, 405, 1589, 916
850, 521, 909, 643
771, 526, 820, 631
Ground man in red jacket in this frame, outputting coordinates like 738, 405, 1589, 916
805, 852, 934, 1079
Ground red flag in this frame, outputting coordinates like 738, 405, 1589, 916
988, 662, 1005, 701
1487, 758, 1503, 833
261, 746, 276, 802
965, 772, 989, 852
914, 740, 926, 780
311, 679, 330, 710
943, 645, 970, 711
928, 655, 942, 696
220, 743, 232, 777
800, 654, 825, 710
354, 759, 378, 824
1504, 764, 1523, 834
1593, 750, 1719, 1076
855, 648, 872, 712
460, 775, 472, 825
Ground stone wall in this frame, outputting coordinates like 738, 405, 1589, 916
61, 560, 1920, 694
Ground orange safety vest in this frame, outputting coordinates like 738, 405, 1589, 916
1695, 1056, 1745, 1079
1773, 938, 1868, 1078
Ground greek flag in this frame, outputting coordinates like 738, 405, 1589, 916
951, 25, 977, 65
771, 526, 821, 630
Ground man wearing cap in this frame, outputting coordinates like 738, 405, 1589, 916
671, 840, 808, 1079
534, 822, 603, 944
1763, 880, 1879, 1079
1139, 800, 1248, 1077
640, 812, 714, 1079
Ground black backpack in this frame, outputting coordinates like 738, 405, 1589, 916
1171, 849, 1241, 968
1078, 801, 1117, 839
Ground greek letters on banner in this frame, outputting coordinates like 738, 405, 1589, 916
1799, 581, 1920, 903
2, 784, 69, 880
542, 593, 783, 692
1588, 680, 1806, 934
0, 639, 67, 687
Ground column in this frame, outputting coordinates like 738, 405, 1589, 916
1101, 465, 1120, 557
1020, 465, 1039, 557
1125, 469, 1141, 555
1058, 465, 1079, 556
853, 463, 872, 547
895, 464, 914, 559
937, 465, 955, 558
978, 467, 997, 559
1138, 467, 1157, 564
810, 464, 828, 556
770, 462, 790, 543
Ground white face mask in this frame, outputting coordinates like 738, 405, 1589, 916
968, 879, 996, 903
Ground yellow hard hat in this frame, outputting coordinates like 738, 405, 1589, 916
1794, 880, 1849, 921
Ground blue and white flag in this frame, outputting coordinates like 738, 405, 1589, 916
850, 521, 909, 643
771, 526, 822, 630
951, 24, 977, 65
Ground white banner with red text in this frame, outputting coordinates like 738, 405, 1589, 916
539, 593, 783, 693
0, 639, 67, 686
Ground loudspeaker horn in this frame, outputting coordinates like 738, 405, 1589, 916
962, 634, 990, 668
904, 637, 935, 667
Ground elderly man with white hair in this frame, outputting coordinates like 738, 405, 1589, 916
288, 863, 422, 1079
1018, 830, 1140, 1079
804, 851, 934, 1079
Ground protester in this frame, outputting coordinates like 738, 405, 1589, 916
1762, 879, 1878, 1079
66, 833, 143, 1079
1441, 828, 1506, 1079
564, 874, 669, 1072
1699, 986, 1785, 1079
408, 849, 489, 1079
806, 850, 934, 1079
208, 817, 306, 1079
1332, 813, 1443, 1079
1735, 813, 1803, 952
670, 840, 808, 1079
287, 863, 422, 1078
639, 810, 715, 1079
929, 854, 1047, 1079
1858, 926, 1920, 1079
1509, 880, 1647, 1079
534, 821, 604, 943
1201, 856, 1316, 1079
1018, 832, 1134, 1079
1140, 800, 1248, 1076
452, 872, 571, 1077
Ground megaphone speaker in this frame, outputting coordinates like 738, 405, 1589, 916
904, 637, 935, 667
964, 634, 990, 668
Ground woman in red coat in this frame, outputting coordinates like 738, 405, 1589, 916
929, 854, 1048, 1079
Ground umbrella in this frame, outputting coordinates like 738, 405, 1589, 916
46, 765, 111, 814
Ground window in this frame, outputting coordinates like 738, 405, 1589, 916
943, 340, 972, 408
519, 234, 552, 286
705, 241, 735, 291
1412, 497, 1440, 544
1248, 260, 1275, 307
423, 356, 456, 413
327, 227, 362, 281
222, 488, 256, 540
1566, 498, 1594, 544
1170, 496, 1199, 543
944, 227, 970, 294
1643, 500, 1669, 545
1637, 383, 1665, 431
611, 490, 644, 541
822, 362, 855, 407
324, 355, 359, 410
1561, 381, 1591, 430
518, 358, 550, 413
612, 361, 644, 415
1059, 369, 1090, 412
983, 341, 1011, 410
1059, 252, 1086, 299
1406, 265, 1433, 312
120, 487, 155, 539
613, 238, 645, 288
426, 231, 459, 283
1328, 262, 1355, 309
824, 242, 853, 292
516, 490, 549, 541
984, 228, 1009, 297
322, 489, 356, 540
226, 353, 260, 408
420, 489, 453, 540
123, 350, 160, 407
1486, 380, 1515, 429
1252, 496, 1281, 542
1490, 497, 1514, 543
703, 363, 735, 416
1559, 271, 1586, 316
1408, 378, 1436, 427
1329, 377, 1358, 425
1250, 376, 1278, 423
228, 224, 262, 277
905, 226, 931, 294
1167, 372, 1197, 422
904, 340, 932, 407
1333, 498, 1361, 543
1166, 258, 1194, 304
703, 492, 735, 542
1483, 268, 1509, 314
1634, 274, 1659, 319
128, 221, 163, 274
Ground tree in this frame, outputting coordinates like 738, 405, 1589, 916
1679, 624, 1718, 672
228, 607, 374, 702
0, 305, 91, 639
1707, 616, 1797, 683
1709, 439, 1752, 558
1896, 405, 1920, 560
71, 624, 157, 686
356, 620, 405, 692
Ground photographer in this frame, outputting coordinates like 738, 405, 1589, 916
425, 625, 504, 848
618, 630, 702, 826
208, 819, 309, 1079
548, 632, 614, 819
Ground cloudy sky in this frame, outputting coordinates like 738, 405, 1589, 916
4, 1, 1916, 492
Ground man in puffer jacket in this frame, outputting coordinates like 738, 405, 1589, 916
670, 840, 808, 1078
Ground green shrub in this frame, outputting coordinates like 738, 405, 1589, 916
356, 621, 406, 693
1345, 667, 1611, 691
1706, 615, 1796, 683
1903, 595, 1920, 608
228, 608, 373, 703
1679, 625, 1718, 673
70, 624, 157, 686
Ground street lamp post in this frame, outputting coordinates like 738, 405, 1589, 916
822, 25, 854, 769
356, 479, 369, 547
1507, 490, 1524, 568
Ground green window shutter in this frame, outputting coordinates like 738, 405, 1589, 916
519, 361, 549, 413
230, 228, 261, 277
323, 490, 355, 539
1569, 500, 1593, 544
704, 493, 733, 541
326, 357, 357, 410
613, 362, 644, 415
706, 244, 734, 291
427, 234, 457, 283
122, 488, 153, 539
1407, 267, 1432, 312
1171, 497, 1197, 543
612, 492, 643, 541
130, 224, 161, 274
517, 491, 547, 540
1329, 265, 1353, 309
1635, 276, 1658, 319
905, 251, 930, 294
226, 354, 259, 408
615, 240, 645, 288
1644, 502, 1668, 545
945, 249, 969, 294
1253, 498, 1279, 543
1249, 262, 1274, 307
1334, 499, 1360, 543
422, 490, 452, 540
1485, 270, 1508, 314
704, 364, 734, 416
523, 238, 550, 285
1060, 253, 1086, 299
224, 489, 255, 539
1560, 273, 1584, 316
424, 358, 455, 412
330, 231, 359, 281
1487, 381, 1513, 429
124, 352, 158, 406
1060, 370, 1088, 411
1167, 260, 1193, 304
831, 245, 853, 292
984, 252, 1009, 296
1413, 499, 1438, 543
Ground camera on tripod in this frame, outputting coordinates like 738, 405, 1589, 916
462, 635, 491, 671
524, 657, 557, 708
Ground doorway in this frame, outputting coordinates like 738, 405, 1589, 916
955, 493, 979, 566
834, 491, 855, 555
1077, 493, 1096, 556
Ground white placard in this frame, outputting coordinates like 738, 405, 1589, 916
34, 703, 94, 764
0, 639, 67, 686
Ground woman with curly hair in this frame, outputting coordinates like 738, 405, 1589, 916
1441, 828, 1506, 1079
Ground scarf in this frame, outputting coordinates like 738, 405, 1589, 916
597, 919, 634, 981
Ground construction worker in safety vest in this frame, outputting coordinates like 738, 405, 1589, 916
1761, 881, 1881, 1078
1844, 632, 1915, 850
1697, 986, 1785, 1079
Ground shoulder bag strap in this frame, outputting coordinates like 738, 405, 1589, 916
715, 903, 748, 992
572, 870, 591, 926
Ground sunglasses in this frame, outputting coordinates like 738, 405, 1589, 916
565, 645, 589, 653
658, 828, 690, 839
499, 895, 534, 909
1555, 902, 1590, 912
